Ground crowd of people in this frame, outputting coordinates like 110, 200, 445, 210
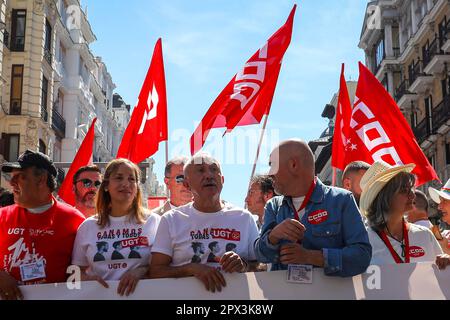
0, 138, 449, 299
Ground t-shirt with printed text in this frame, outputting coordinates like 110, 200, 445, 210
0, 198, 85, 284
71, 212, 160, 280
152, 203, 259, 268
368, 223, 443, 265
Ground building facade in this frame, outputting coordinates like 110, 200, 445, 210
359, 0, 450, 189
0, 0, 162, 197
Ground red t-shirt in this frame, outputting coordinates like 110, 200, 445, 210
0, 197, 85, 284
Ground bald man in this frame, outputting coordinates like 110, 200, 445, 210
254, 139, 371, 277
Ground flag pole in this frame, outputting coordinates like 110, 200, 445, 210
332, 167, 337, 187
249, 114, 269, 187
165, 140, 168, 165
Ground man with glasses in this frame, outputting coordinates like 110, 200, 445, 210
153, 156, 193, 216
0, 150, 85, 300
72, 165, 102, 218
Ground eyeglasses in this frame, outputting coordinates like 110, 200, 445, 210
76, 179, 102, 189
166, 174, 184, 184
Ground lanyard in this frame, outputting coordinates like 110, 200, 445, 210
376, 220, 410, 264
293, 177, 317, 221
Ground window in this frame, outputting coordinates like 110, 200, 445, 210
442, 79, 448, 98
44, 20, 52, 64
39, 139, 46, 154
11, 10, 26, 51
425, 96, 433, 132
375, 38, 385, 68
410, 110, 418, 127
381, 74, 389, 92
10, 65, 24, 115
41, 76, 48, 122
446, 142, 450, 165
1, 134, 20, 162
427, 154, 436, 169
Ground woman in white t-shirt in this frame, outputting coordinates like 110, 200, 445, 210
72, 159, 160, 296
359, 161, 449, 269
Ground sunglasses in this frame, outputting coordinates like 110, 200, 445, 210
76, 179, 102, 189
166, 175, 185, 184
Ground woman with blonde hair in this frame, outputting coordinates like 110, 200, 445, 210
72, 158, 160, 296
360, 161, 449, 269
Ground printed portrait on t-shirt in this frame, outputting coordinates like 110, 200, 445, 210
128, 246, 141, 259
207, 241, 221, 263
93, 241, 108, 262
225, 243, 237, 252
111, 240, 125, 260
191, 242, 205, 263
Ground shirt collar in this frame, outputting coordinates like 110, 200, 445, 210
282, 177, 325, 206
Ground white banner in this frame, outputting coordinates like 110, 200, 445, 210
12, 262, 450, 300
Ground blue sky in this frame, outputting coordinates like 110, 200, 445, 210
82, 0, 367, 207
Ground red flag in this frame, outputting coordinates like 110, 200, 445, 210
331, 64, 352, 170
190, 5, 296, 155
340, 62, 438, 186
58, 118, 97, 206
117, 38, 168, 163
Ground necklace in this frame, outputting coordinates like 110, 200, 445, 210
385, 220, 405, 257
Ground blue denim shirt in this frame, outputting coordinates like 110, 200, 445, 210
254, 179, 371, 277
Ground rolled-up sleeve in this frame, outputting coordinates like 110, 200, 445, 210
254, 200, 281, 264
323, 194, 372, 277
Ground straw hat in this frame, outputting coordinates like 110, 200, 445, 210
428, 179, 450, 203
359, 161, 415, 216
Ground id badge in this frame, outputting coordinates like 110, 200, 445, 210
19, 260, 46, 282
286, 264, 313, 284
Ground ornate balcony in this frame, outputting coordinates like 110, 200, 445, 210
408, 60, 434, 94
413, 117, 430, 145
395, 78, 418, 111
432, 95, 450, 135
51, 108, 66, 138
423, 34, 450, 74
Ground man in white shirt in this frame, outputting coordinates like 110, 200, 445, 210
149, 153, 259, 292
406, 190, 432, 228
152, 156, 193, 216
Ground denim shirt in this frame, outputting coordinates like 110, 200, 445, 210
254, 179, 372, 277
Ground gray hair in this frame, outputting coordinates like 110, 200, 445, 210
33, 167, 57, 192
250, 174, 275, 195
183, 152, 221, 174
164, 156, 190, 177
366, 171, 415, 232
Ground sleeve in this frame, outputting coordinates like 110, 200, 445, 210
151, 215, 174, 257
246, 213, 260, 261
427, 228, 444, 256
143, 214, 161, 246
254, 200, 282, 263
322, 193, 372, 277
71, 220, 90, 267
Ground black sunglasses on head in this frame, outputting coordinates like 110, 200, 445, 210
76, 178, 102, 189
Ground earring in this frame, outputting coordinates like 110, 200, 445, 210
105, 189, 108, 192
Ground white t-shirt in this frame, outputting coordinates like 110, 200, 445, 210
72, 213, 160, 280
152, 203, 259, 267
367, 223, 443, 265
413, 219, 432, 229
292, 196, 306, 221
